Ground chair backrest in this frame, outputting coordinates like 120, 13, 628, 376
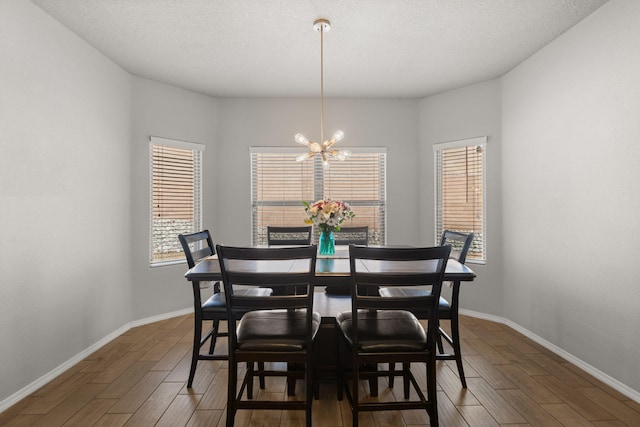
349, 245, 451, 345
333, 226, 369, 246
216, 244, 318, 327
266, 226, 312, 246
178, 230, 215, 269
440, 230, 474, 263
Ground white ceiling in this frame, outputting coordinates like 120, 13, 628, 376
30, 0, 608, 98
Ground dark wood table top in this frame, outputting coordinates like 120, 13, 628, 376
185, 253, 475, 283
184, 246, 476, 296
313, 292, 351, 321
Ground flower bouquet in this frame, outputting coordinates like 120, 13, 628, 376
303, 199, 355, 255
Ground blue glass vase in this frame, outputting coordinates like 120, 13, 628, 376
319, 229, 335, 255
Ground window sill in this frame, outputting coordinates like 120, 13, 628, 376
150, 259, 185, 268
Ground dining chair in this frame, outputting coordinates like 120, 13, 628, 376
178, 230, 271, 388
216, 244, 320, 427
379, 230, 474, 387
266, 225, 312, 246
333, 226, 369, 246
337, 245, 451, 427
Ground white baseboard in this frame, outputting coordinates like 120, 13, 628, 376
129, 307, 193, 328
459, 308, 640, 404
0, 307, 193, 413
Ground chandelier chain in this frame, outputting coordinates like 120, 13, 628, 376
320, 25, 325, 145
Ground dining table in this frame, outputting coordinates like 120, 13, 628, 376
184, 245, 476, 395
184, 246, 476, 292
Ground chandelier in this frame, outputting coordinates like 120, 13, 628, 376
295, 19, 350, 169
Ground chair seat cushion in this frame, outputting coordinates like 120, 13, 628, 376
202, 292, 226, 311
236, 309, 321, 351
378, 287, 451, 313
336, 310, 427, 352
202, 288, 272, 313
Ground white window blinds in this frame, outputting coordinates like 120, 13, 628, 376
251, 147, 386, 246
434, 137, 486, 263
150, 137, 204, 265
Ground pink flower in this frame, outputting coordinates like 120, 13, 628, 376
303, 198, 355, 232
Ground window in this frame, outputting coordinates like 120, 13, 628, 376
251, 147, 386, 246
150, 136, 204, 265
434, 137, 486, 263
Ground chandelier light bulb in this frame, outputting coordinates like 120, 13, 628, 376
294, 133, 309, 145
332, 130, 344, 142
296, 152, 310, 162
334, 150, 351, 161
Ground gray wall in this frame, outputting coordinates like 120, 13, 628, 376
418, 79, 503, 317
501, 0, 640, 394
0, 0, 132, 404
130, 77, 219, 320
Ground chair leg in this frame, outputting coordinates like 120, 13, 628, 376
448, 281, 466, 388
403, 362, 410, 399
208, 320, 220, 354
436, 327, 445, 354
313, 370, 320, 400
426, 356, 439, 426
368, 364, 378, 397
449, 316, 467, 388
305, 356, 313, 427
387, 362, 410, 396
245, 362, 266, 396
246, 362, 254, 399
352, 361, 359, 427
227, 358, 237, 427
287, 362, 296, 396
337, 335, 344, 401
187, 317, 203, 388
258, 362, 266, 389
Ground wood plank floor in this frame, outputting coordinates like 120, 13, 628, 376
1, 314, 638, 426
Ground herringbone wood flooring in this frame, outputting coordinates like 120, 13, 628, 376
1, 313, 638, 426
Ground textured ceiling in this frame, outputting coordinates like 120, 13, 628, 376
30, 0, 608, 98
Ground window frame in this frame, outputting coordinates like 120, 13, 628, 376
149, 136, 204, 267
434, 136, 486, 264
250, 146, 387, 246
